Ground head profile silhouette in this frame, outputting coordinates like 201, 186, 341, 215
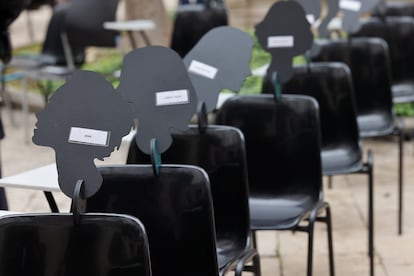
341, 0, 381, 33
183, 26, 254, 113
33, 70, 133, 198
117, 46, 197, 154
294, 0, 322, 27
256, 1, 313, 85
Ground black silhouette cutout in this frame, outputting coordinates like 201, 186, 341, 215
318, 0, 339, 38
117, 46, 197, 154
183, 26, 254, 112
341, 0, 380, 33
33, 71, 133, 198
294, 0, 322, 27
256, 1, 313, 84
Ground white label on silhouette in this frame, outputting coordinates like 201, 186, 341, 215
68, 127, 110, 147
267, 36, 294, 48
188, 60, 218, 79
306, 14, 316, 24
156, 89, 189, 106
339, 0, 362, 11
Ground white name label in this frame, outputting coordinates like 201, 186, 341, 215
267, 36, 294, 48
340, 0, 362, 11
188, 60, 218, 79
306, 14, 316, 24
156, 89, 189, 106
68, 127, 110, 147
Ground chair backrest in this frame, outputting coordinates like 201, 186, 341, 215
41, 4, 85, 66
64, 0, 119, 50
373, 1, 414, 17
215, 95, 322, 204
170, 3, 228, 57
0, 213, 151, 276
126, 125, 251, 255
311, 37, 395, 136
282, 62, 363, 173
87, 165, 220, 276
352, 16, 414, 83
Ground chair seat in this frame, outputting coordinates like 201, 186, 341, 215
249, 194, 316, 230
322, 145, 364, 175
216, 238, 246, 271
10, 53, 59, 69
392, 81, 414, 104
357, 112, 395, 138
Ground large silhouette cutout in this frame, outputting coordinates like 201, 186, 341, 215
256, 0, 313, 85
117, 46, 197, 154
33, 71, 133, 198
318, 0, 340, 38
341, 0, 380, 33
183, 26, 254, 113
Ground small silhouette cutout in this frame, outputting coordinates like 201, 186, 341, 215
183, 26, 254, 112
117, 46, 197, 154
341, 0, 380, 33
33, 71, 133, 198
256, 0, 313, 84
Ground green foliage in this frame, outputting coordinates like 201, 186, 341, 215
394, 103, 414, 117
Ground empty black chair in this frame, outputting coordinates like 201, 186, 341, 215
10, 4, 85, 70
352, 16, 414, 104
87, 165, 223, 276
312, 37, 405, 235
373, 1, 414, 17
126, 125, 260, 276
171, 0, 228, 57
282, 62, 374, 275
0, 213, 152, 276
215, 94, 335, 276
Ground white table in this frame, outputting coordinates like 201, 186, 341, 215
103, 19, 156, 48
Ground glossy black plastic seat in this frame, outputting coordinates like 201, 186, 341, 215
215, 94, 334, 276
126, 125, 260, 276
0, 213, 152, 276
21, 0, 118, 81
282, 62, 374, 275
312, 37, 405, 236
352, 16, 414, 104
10, 4, 85, 70
87, 165, 223, 276
170, 1, 228, 57
373, 1, 414, 17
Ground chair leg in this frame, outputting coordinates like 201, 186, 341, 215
307, 211, 316, 276
397, 126, 404, 235
325, 205, 335, 276
366, 150, 374, 276
328, 175, 333, 189
251, 231, 262, 276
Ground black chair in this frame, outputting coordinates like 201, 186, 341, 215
215, 94, 335, 276
10, 4, 85, 72
282, 62, 374, 275
21, 0, 119, 82
171, 0, 228, 57
126, 125, 260, 276
87, 164, 226, 276
0, 212, 152, 276
373, 1, 414, 17
352, 16, 414, 104
312, 37, 405, 235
